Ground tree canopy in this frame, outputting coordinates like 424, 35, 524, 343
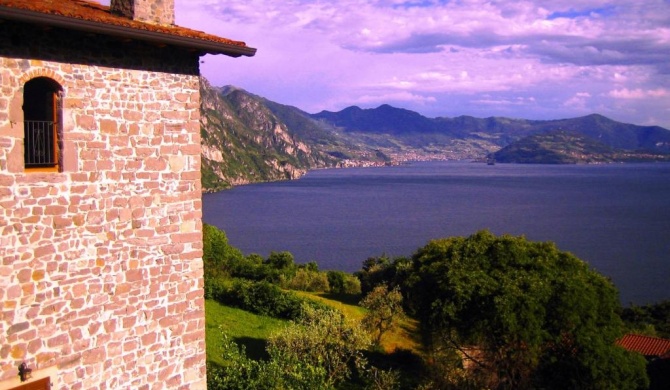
407, 230, 648, 390
360, 285, 405, 345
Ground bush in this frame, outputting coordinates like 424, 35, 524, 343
267, 304, 370, 389
286, 268, 330, 292
204, 277, 230, 301
203, 223, 244, 279
207, 336, 270, 390
228, 254, 267, 281
211, 279, 328, 320
327, 270, 362, 295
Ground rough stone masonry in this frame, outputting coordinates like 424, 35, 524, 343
0, 17, 207, 389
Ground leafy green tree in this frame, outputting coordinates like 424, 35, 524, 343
207, 335, 270, 390
356, 255, 412, 296
266, 304, 371, 389
621, 300, 670, 338
227, 254, 265, 281
304, 261, 319, 272
408, 230, 649, 390
203, 223, 244, 279
327, 270, 362, 295
209, 307, 399, 390
265, 251, 295, 270
264, 251, 297, 283
342, 272, 363, 295
286, 268, 330, 292
360, 285, 405, 345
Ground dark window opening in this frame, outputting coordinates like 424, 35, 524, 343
23, 77, 62, 170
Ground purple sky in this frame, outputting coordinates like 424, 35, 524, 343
102, 0, 670, 128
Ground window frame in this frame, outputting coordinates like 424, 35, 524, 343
23, 77, 63, 173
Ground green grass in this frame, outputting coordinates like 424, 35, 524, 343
206, 290, 421, 366
205, 299, 288, 364
294, 291, 367, 320
295, 291, 421, 353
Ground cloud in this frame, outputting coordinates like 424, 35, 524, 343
350, 91, 437, 105
608, 88, 670, 99
472, 96, 537, 106
97, 0, 670, 129
563, 92, 592, 109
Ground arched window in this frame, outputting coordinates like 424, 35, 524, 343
23, 77, 63, 171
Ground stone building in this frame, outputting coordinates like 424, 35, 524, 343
0, 0, 255, 388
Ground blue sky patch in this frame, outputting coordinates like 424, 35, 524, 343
548, 6, 616, 20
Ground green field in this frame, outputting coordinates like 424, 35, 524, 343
294, 291, 421, 353
205, 299, 288, 364
206, 291, 420, 369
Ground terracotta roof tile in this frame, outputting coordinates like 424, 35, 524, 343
0, 0, 255, 56
617, 334, 670, 358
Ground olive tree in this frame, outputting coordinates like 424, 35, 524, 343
266, 304, 371, 389
408, 230, 648, 390
360, 285, 405, 345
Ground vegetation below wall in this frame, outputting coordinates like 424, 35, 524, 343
202, 223, 669, 389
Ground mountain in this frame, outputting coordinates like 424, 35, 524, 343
261, 99, 391, 164
311, 108, 670, 160
199, 79, 340, 191
493, 130, 670, 164
199, 80, 670, 190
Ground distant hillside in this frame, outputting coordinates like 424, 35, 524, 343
311, 108, 670, 160
199, 79, 339, 191
261, 99, 392, 164
493, 130, 670, 164
199, 81, 670, 190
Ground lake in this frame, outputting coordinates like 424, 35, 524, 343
202, 161, 670, 305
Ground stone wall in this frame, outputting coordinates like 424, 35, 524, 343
0, 22, 206, 389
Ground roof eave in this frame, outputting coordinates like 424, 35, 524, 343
0, 5, 257, 58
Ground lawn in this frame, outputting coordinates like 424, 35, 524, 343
295, 291, 421, 353
206, 290, 421, 367
205, 299, 288, 364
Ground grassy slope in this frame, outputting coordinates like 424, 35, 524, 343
205, 300, 288, 364
295, 291, 421, 353
205, 291, 420, 369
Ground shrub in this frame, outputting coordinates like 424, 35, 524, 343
212, 279, 328, 320
286, 268, 330, 292
204, 277, 230, 301
267, 304, 371, 389
327, 270, 362, 295
203, 223, 244, 279
228, 254, 267, 281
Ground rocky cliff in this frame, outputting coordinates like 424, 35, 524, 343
199, 78, 338, 191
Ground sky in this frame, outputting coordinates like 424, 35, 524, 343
102, 0, 670, 128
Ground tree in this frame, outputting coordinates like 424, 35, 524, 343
408, 230, 649, 390
286, 268, 330, 292
327, 270, 362, 295
207, 335, 270, 390
265, 251, 295, 269
203, 223, 244, 279
360, 285, 405, 345
356, 255, 412, 295
266, 304, 370, 389
621, 300, 670, 338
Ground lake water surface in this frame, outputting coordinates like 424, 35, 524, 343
203, 161, 670, 305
